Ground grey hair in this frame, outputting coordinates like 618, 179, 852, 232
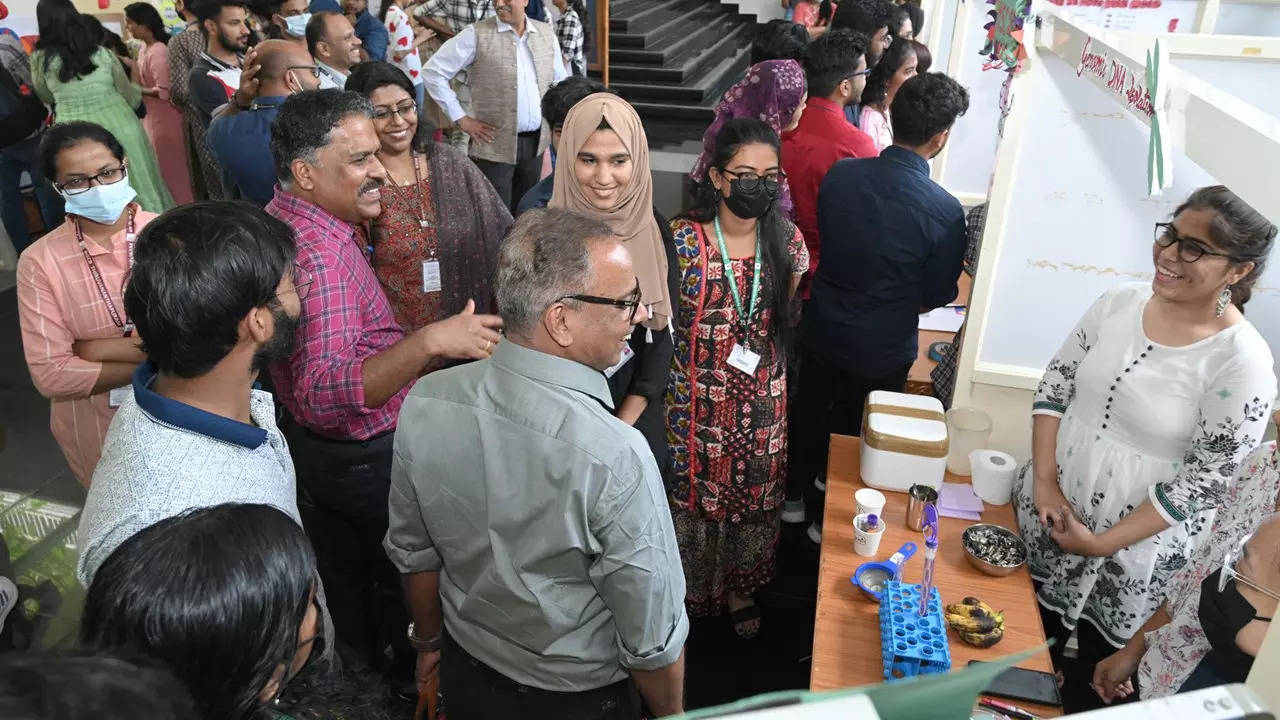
496, 208, 616, 337
269, 89, 375, 186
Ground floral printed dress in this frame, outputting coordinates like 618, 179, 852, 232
1138, 441, 1280, 697
665, 218, 808, 615
1013, 282, 1276, 647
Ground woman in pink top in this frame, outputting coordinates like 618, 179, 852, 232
124, 2, 194, 205
17, 122, 157, 486
858, 38, 918, 152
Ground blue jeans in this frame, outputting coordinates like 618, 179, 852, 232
0, 135, 64, 255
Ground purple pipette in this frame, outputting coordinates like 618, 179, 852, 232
918, 503, 939, 616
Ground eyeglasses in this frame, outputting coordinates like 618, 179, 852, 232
286, 64, 321, 79
56, 164, 127, 194
1153, 222, 1241, 264
371, 101, 418, 122
557, 282, 643, 323
719, 168, 784, 196
279, 263, 314, 301
847, 68, 873, 79
1219, 533, 1280, 600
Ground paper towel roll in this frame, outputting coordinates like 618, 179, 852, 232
969, 449, 1017, 505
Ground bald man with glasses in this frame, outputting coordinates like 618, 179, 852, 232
206, 40, 322, 205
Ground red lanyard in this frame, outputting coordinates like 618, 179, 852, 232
76, 205, 138, 336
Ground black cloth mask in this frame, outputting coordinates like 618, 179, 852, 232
722, 178, 776, 220
1197, 568, 1271, 683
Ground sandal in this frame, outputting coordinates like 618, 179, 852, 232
729, 603, 762, 639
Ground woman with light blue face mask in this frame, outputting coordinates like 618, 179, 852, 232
15, 122, 159, 487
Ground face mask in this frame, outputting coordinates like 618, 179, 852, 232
284, 12, 311, 38
1198, 568, 1271, 656
721, 177, 776, 220
61, 179, 137, 225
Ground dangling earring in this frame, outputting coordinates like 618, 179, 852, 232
1215, 286, 1232, 318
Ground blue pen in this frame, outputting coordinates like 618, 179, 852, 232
918, 503, 939, 616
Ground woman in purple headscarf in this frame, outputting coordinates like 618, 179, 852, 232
690, 59, 808, 218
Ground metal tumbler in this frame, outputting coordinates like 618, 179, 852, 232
906, 484, 939, 530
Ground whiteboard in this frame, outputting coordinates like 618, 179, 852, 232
1049, 0, 1201, 33
1174, 56, 1280, 118
1215, 2, 1280, 36
977, 49, 1280, 376
939, 0, 1005, 198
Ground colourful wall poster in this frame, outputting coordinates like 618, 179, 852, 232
981, 0, 1030, 73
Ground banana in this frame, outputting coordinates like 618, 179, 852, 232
957, 625, 1005, 648
945, 596, 1007, 644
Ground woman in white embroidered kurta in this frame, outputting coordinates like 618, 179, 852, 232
1012, 185, 1277, 707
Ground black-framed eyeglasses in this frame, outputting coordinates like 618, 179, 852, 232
287, 64, 321, 79
847, 68, 873, 79
371, 101, 418, 122
558, 282, 643, 323
719, 168, 783, 196
279, 263, 314, 301
1153, 222, 1241, 264
56, 164, 127, 194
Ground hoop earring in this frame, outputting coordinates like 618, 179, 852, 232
1215, 286, 1232, 318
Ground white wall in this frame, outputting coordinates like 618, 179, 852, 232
728, 0, 785, 24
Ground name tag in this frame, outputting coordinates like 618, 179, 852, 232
422, 260, 442, 293
727, 343, 760, 376
604, 344, 635, 379
108, 386, 131, 408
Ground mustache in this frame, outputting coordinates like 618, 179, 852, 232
358, 178, 384, 195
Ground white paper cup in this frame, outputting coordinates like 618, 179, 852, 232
855, 488, 887, 518
853, 512, 886, 557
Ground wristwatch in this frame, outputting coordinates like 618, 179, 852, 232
407, 622, 442, 652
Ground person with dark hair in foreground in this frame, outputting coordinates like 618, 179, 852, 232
266, 88, 502, 667
387, 207, 688, 719
790, 72, 969, 541
0, 654, 196, 720
668, 118, 808, 638
76, 200, 305, 586
515, 74, 612, 212
16, 122, 155, 487
81, 504, 326, 720
751, 19, 810, 64
831, 0, 896, 64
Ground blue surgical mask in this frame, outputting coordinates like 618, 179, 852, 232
61, 180, 137, 225
284, 12, 311, 38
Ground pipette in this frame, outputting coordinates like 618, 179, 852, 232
918, 503, 939, 616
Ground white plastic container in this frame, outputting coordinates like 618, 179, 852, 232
859, 390, 949, 493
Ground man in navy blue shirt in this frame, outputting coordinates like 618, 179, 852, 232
786, 72, 970, 540
206, 40, 321, 205
339, 0, 389, 61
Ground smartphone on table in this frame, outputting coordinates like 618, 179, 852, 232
968, 661, 1063, 707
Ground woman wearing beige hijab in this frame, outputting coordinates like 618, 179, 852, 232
548, 93, 679, 469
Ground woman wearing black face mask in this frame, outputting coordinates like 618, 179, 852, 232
1093, 482, 1280, 705
665, 117, 809, 639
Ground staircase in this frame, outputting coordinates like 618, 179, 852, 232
605, 0, 757, 132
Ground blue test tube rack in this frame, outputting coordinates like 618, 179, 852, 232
879, 580, 952, 680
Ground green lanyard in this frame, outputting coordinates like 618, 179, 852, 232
712, 216, 762, 327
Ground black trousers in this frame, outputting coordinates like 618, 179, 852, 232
473, 131, 543, 214
1036, 589, 1138, 712
786, 344, 911, 524
283, 419, 408, 669
442, 631, 641, 720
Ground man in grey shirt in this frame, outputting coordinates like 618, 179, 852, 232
77, 202, 305, 585
385, 208, 688, 719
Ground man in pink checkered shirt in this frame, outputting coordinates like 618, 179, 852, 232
265, 88, 502, 671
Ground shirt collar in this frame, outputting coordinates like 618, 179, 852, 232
490, 340, 614, 410
72, 203, 141, 257
268, 187, 358, 240
496, 18, 537, 34
131, 362, 269, 449
317, 61, 348, 82
808, 96, 844, 115
881, 145, 930, 175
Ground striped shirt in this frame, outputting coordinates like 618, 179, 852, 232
265, 188, 408, 440
16, 207, 159, 484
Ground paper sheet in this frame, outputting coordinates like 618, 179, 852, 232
918, 306, 966, 333
938, 482, 984, 520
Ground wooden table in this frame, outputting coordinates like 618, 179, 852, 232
906, 274, 972, 394
810, 435, 1061, 717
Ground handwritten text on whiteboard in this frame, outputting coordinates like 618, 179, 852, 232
1076, 38, 1154, 117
